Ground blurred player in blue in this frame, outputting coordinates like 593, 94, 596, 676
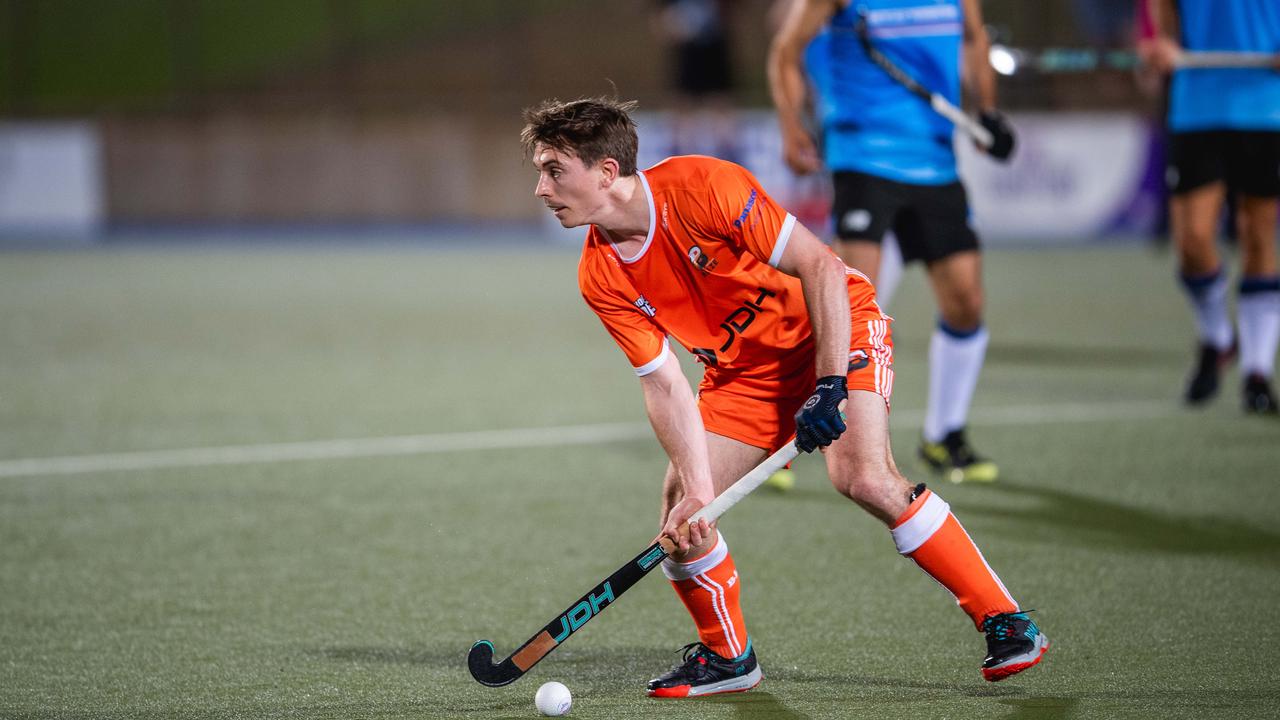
769, 0, 1016, 481
1149, 0, 1280, 413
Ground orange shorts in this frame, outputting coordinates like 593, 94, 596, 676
698, 283, 894, 452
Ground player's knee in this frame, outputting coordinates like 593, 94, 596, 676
941, 293, 983, 331
828, 464, 889, 504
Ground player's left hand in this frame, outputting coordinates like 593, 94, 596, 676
794, 375, 848, 453
979, 110, 1016, 161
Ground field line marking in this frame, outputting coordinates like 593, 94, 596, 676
0, 400, 1175, 479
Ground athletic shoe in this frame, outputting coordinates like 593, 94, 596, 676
646, 641, 762, 698
1185, 342, 1236, 404
1243, 374, 1279, 415
919, 428, 999, 483
981, 611, 1050, 682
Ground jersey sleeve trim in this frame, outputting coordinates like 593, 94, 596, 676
634, 337, 671, 376
768, 213, 798, 268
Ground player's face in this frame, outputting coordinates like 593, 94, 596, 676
532, 144, 607, 228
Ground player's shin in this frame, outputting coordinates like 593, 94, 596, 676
890, 486, 1016, 628
662, 531, 749, 660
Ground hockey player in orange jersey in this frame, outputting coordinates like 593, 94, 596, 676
521, 96, 1048, 696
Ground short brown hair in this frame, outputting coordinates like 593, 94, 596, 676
521, 96, 639, 176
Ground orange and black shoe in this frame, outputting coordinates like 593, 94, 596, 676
646, 641, 762, 698
981, 611, 1050, 682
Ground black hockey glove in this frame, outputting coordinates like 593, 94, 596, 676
794, 375, 848, 453
979, 110, 1016, 161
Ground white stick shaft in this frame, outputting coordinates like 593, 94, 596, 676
930, 95, 995, 148
1176, 51, 1279, 68
690, 441, 800, 525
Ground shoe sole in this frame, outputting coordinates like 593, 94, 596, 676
982, 634, 1050, 682
647, 666, 763, 698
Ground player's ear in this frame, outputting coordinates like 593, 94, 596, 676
598, 158, 620, 188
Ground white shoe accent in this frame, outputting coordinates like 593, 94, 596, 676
684, 665, 763, 697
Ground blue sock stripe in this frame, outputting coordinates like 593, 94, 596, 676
937, 319, 983, 339
1179, 267, 1223, 290
1239, 275, 1280, 295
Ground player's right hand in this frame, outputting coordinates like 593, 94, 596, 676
979, 111, 1016, 162
660, 496, 714, 555
782, 127, 822, 175
1143, 36, 1183, 75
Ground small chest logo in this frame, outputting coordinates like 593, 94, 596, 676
687, 245, 719, 275
634, 295, 657, 317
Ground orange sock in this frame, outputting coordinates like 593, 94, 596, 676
662, 531, 749, 660
891, 488, 1017, 629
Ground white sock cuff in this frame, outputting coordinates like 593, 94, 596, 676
661, 531, 727, 581
891, 492, 950, 555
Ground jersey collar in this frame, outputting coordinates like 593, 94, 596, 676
609, 170, 657, 264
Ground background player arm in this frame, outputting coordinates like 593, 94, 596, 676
773, 220, 851, 379
960, 0, 1016, 160
767, 0, 836, 175
960, 0, 996, 113
1146, 0, 1184, 75
638, 352, 716, 552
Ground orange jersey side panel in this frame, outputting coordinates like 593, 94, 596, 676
579, 156, 834, 377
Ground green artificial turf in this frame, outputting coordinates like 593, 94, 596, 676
1, 243, 1277, 719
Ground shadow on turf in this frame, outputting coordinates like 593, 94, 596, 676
951, 482, 1280, 562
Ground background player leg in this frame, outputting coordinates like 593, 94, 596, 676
1172, 182, 1235, 404
824, 390, 1047, 681
1234, 194, 1280, 413
651, 433, 767, 698
875, 233, 905, 311
919, 250, 997, 482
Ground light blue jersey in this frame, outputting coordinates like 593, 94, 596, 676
812, 0, 964, 184
1168, 0, 1280, 132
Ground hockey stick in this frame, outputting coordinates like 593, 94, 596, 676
854, 21, 994, 149
467, 440, 800, 687
988, 46, 1280, 74
1175, 51, 1280, 69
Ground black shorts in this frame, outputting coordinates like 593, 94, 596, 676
831, 171, 979, 264
1167, 130, 1280, 197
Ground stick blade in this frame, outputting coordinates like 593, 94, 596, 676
467, 640, 522, 687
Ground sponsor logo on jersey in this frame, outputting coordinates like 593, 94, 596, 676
687, 244, 719, 275
732, 189, 759, 229
634, 295, 657, 317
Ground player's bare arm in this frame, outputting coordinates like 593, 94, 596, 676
774, 220, 855, 452
775, 221, 851, 378
960, 0, 996, 113
1147, 0, 1184, 74
638, 352, 715, 554
960, 0, 1016, 160
768, 0, 837, 175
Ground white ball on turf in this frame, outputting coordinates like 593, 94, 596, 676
535, 681, 572, 716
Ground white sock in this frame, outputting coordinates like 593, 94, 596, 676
1179, 269, 1233, 350
1237, 277, 1280, 378
874, 233, 905, 311
923, 322, 990, 443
